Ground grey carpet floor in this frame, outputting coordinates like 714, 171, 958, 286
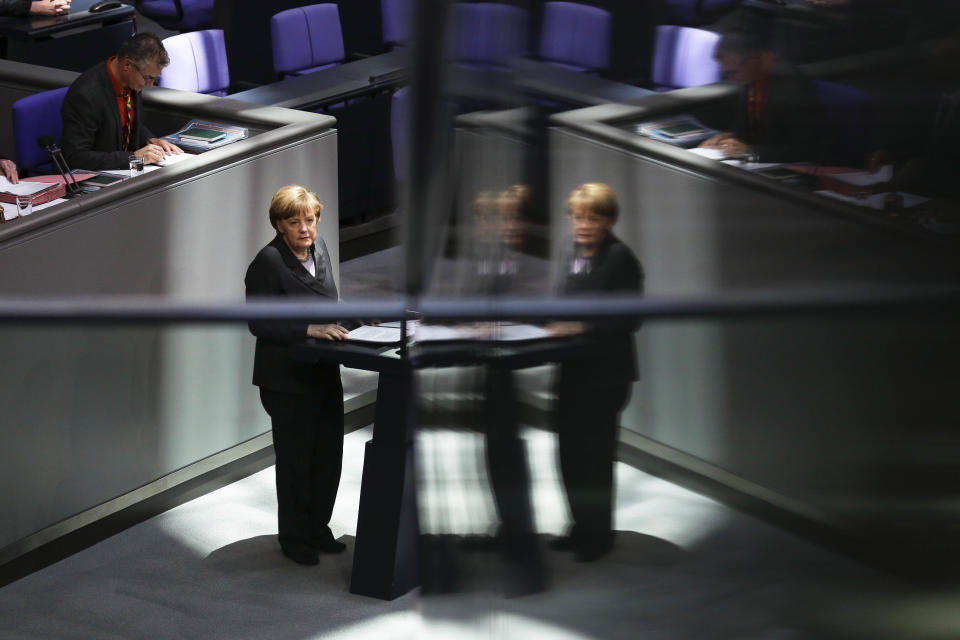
0, 426, 948, 640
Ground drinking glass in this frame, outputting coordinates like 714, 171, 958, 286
128, 154, 144, 178
15, 194, 33, 217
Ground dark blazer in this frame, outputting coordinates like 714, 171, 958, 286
556, 232, 644, 383
0, 0, 30, 16
245, 233, 342, 394
732, 62, 824, 163
61, 61, 156, 171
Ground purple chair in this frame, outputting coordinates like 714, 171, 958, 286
11, 87, 68, 175
159, 30, 230, 96
451, 2, 528, 70
815, 80, 872, 165
390, 86, 410, 181
382, 0, 411, 49
136, 0, 214, 32
271, 4, 345, 78
651, 25, 722, 91
539, 2, 611, 73
664, 0, 741, 26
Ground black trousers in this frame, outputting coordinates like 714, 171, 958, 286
484, 367, 537, 557
259, 379, 344, 554
554, 367, 630, 545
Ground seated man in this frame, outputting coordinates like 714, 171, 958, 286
699, 29, 824, 163
0, 0, 70, 16
62, 32, 181, 171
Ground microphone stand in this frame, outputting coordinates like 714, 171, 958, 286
37, 137, 81, 197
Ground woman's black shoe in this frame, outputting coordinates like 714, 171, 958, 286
315, 536, 347, 554
548, 535, 577, 552
282, 547, 320, 565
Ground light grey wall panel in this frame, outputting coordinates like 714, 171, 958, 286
0, 132, 340, 550
550, 128, 960, 518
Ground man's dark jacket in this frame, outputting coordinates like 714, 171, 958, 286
61, 61, 155, 170
0, 0, 30, 16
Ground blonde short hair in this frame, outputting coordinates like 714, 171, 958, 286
268, 185, 323, 229
498, 184, 531, 216
567, 182, 618, 222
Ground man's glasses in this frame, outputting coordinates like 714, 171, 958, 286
130, 62, 160, 85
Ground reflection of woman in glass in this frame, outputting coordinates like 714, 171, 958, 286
549, 183, 643, 562
244, 185, 350, 566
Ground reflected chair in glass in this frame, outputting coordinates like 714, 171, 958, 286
539, 1, 612, 74
650, 25, 722, 91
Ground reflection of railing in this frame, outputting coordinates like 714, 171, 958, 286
2, 287, 959, 324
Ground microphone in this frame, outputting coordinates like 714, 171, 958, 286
37, 135, 81, 196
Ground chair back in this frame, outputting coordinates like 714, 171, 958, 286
664, 0, 740, 25
382, 0, 411, 48
271, 4, 345, 77
651, 25, 721, 91
11, 87, 69, 174
451, 3, 527, 69
390, 86, 410, 181
160, 30, 230, 95
815, 80, 872, 165
137, 0, 214, 32
539, 2, 611, 73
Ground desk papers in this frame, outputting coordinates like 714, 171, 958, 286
347, 325, 402, 344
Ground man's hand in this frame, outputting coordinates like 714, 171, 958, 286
546, 321, 586, 337
307, 324, 349, 340
699, 132, 734, 149
0, 159, 19, 184
149, 137, 182, 156
134, 143, 168, 165
30, 0, 70, 16
700, 133, 753, 158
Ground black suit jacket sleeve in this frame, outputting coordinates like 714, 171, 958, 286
555, 234, 644, 382
244, 247, 311, 345
61, 62, 156, 171
245, 235, 342, 393
0, 0, 30, 16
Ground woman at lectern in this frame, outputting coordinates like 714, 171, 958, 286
244, 184, 350, 566
547, 183, 643, 562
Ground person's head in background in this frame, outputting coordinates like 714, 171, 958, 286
567, 183, 617, 257
473, 190, 500, 241
497, 184, 531, 249
714, 28, 776, 86
269, 184, 324, 258
114, 33, 170, 91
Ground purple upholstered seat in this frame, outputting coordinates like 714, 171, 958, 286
815, 80, 872, 165
664, 0, 741, 26
11, 87, 68, 174
651, 25, 722, 91
451, 2, 528, 70
539, 1, 611, 73
271, 4, 345, 79
382, 0, 411, 49
390, 86, 410, 181
136, 0, 214, 32
159, 30, 230, 96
